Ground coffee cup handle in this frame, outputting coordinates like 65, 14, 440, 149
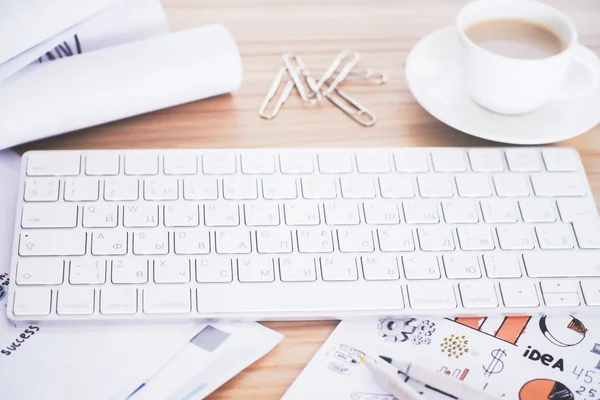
551, 44, 599, 102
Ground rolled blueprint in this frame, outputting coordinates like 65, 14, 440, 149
0, 24, 243, 149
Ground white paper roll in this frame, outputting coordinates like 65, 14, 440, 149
0, 24, 243, 149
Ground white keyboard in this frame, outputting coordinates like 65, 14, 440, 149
7, 147, 600, 322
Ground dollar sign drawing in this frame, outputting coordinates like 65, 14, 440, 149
483, 349, 506, 376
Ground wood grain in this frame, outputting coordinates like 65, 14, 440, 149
13, 0, 600, 398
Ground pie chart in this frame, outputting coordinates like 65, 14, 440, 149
519, 379, 574, 400
539, 315, 587, 347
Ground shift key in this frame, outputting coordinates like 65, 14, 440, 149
19, 230, 86, 256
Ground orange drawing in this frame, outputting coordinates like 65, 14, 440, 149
519, 379, 573, 400
449, 316, 531, 345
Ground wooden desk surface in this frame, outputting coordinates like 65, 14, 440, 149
15, 0, 600, 398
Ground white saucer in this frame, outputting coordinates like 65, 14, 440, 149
405, 26, 600, 145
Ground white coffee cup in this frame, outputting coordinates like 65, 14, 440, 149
456, 0, 599, 115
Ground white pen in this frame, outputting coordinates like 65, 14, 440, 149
379, 355, 500, 400
358, 354, 425, 400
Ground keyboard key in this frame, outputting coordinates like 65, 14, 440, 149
403, 201, 439, 224
496, 226, 535, 250
124, 204, 159, 227
356, 151, 390, 173
361, 256, 400, 281
468, 149, 504, 172
542, 148, 579, 172
241, 153, 275, 174
27, 152, 80, 176
125, 154, 158, 175
456, 227, 495, 250
13, 288, 52, 316
443, 254, 481, 279
364, 201, 400, 225
86, 153, 120, 176
21, 203, 78, 228
205, 203, 239, 226
245, 203, 280, 226
69, 259, 107, 285
320, 256, 358, 281
223, 177, 258, 200
183, 178, 218, 200
92, 231, 127, 256
505, 149, 542, 172
417, 175, 453, 198
16, 259, 64, 285
480, 199, 518, 223
459, 282, 498, 308
324, 202, 360, 225
483, 254, 522, 278
216, 230, 251, 254
493, 175, 529, 197
144, 178, 178, 200
394, 150, 429, 172
540, 280, 578, 294
297, 229, 334, 253
340, 176, 376, 199
64, 178, 99, 201
518, 199, 557, 222
237, 257, 275, 282
104, 178, 139, 201
302, 177, 337, 199
455, 175, 492, 197
144, 287, 191, 314
203, 152, 236, 174
24, 178, 60, 202
573, 220, 600, 249
431, 149, 467, 172
408, 282, 456, 309
196, 257, 233, 283
581, 280, 600, 305
279, 257, 317, 282
500, 281, 539, 307
262, 177, 297, 199
164, 204, 200, 227
543, 292, 580, 307
557, 198, 598, 222
19, 230, 86, 256
531, 173, 585, 197
279, 152, 314, 174
112, 259, 148, 284
337, 228, 375, 253
133, 231, 169, 255
402, 255, 440, 280
164, 154, 197, 175
256, 229, 293, 253
378, 175, 414, 198
284, 203, 320, 226
535, 224, 574, 249
318, 151, 352, 173
100, 287, 137, 314
83, 204, 118, 228
57, 288, 95, 315
442, 200, 478, 224
417, 227, 455, 251
377, 227, 415, 252
524, 252, 600, 277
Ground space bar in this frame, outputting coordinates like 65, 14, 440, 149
524, 252, 600, 277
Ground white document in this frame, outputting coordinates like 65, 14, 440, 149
284, 316, 600, 400
121, 322, 283, 400
0, 0, 168, 82
0, 24, 243, 150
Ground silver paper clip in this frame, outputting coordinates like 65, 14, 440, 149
282, 53, 322, 104
347, 68, 388, 85
258, 66, 295, 120
326, 87, 376, 127
314, 51, 361, 96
